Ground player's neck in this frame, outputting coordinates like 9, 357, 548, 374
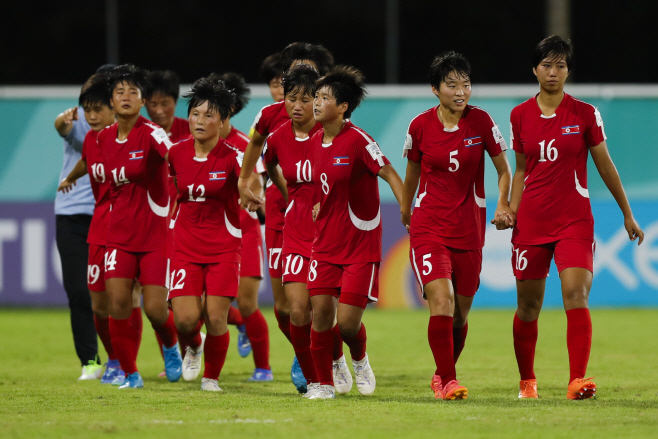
219, 120, 232, 139
437, 105, 461, 129
322, 118, 345, 143
116, 113, 140, 141
292, 117, 316, 138
536, 89, 564, 115
195, 135, 220, 157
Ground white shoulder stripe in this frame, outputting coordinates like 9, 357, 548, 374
350, 126, 375, 143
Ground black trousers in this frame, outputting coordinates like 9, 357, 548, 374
55, 214, 98, 366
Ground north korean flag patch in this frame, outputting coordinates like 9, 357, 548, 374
333, 156, 350, 165
209, 171, 226, 181
562, 125, 580, 135
463, 136, 482, 147
129, 150, 144, 160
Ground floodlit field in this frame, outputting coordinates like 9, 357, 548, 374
1, 308, 657, 438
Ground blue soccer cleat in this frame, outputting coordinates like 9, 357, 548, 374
118, 372, 144, 389
111, 373, 126, 386
100, 359, 123, 384
248, 368, 273, 382
291, 356, 307, 394
237, 325, 252, 358
162, 344, 183, 382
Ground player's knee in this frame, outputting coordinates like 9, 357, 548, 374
289, 306, 310, 326
337, 317, 361, 338
237, 299, 257, 317
143, 301, 167, 325
205, 314, 227, 334
311, 310, 334, 332
175, 314, 199, 334
563, 287, 589, 308
91, 302, 110, 319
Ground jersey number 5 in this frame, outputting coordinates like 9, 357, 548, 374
449, 150, 459, 172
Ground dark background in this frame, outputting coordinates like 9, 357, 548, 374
3, 0, 655, 85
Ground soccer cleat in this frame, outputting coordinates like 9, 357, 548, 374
78, 360, 103, 380
100, 359, 123, 384
201, 377, 223, 392
352, 353, 376, 396
182, 332, 206, 382
307, 384, 336, 400
291, 356, 307, 394
332, 355, 353, 394
237, 325, 252, 358
518, 379, 539, 399
443, 380, 468, 400
303, 383, 320, 399
162, 344, 183, 382
118, 372, 144, 389
158, 370, 167, 378
111, 373, 126, 386
567, 377, 596, 400
248, 368, 273, 382
431, 374, 444, 400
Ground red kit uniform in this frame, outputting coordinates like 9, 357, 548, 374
307, 121, 390, 309
263, 120, 322, 283
81, 129, 111, 292
225, 126, 265, 278
510, 94, 605, 279
251, 101, 289, 277
165, 116, 192, 256
98, 115, 172, 286
167, 137, 243, 298
405, 105, 507, 296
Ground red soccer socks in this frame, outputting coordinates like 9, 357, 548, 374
342, 323, 367, 362
311, 328, 335, 385
290, 323, 317, 383
453, 321, 468, 363
428, 315, 456, 386
243, 309, 270, 370
274, 307, 292, 344
203, 331, 230, 380
513, 313, 538, 381
109, 317, 138, 374
152, 309, 178, 349
566, 308, 592, 382
94, 315, 115, 360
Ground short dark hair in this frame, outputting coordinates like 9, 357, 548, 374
282, 64, 320, 98
96, 64, 116, 74
145, 70, 180, 101
79, 73, 112, 108
532, 35, 573, 70
207, 72, 250, 117
429, 51, 471, 88
316, 65, 366, 119
281, 42, 334, 76
183, 77, 236, 120
109, 64, 149, 96
260, 53, 285, 84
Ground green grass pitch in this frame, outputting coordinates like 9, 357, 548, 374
1, 308, 657, 438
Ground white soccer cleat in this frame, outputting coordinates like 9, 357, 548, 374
352, 353, 376, 396
332, 355, 353, 394
201, 377, 223, 392
303, 383, 320, 399
307, 384, 336, 400
78, 361, 103, 380
182, 332, 206, 381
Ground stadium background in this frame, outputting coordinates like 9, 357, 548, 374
1, 0, 657, 309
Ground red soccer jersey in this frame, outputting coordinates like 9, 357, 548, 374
252, 101, 289, 231
168, 137, 242, 264
81, 130, 111, 246
98, 115, 171, 252
405, 105, 508, 250
263, 120, 322, 258
510, 93, 606, 245
311, 121, 390, 264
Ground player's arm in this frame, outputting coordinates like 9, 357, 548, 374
264, 159, 288, 204
249, 171, 265, 202
57, 158, 87, 193
590, 140, 644, 244
378, 163, 404, 205
400, 159, 421, 232
509, 152, 526, 215
54, 107, 78, 137
490, 152, 514, 229
238, 131, 268, 208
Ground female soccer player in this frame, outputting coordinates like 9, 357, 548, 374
167, 77, 243, 391
508, 36, 644, 399
306, 66, 404, 399
58, 73, 125, 384
262, 64, 323, 395
259, 52, 285, 103
98, 64, 181, 389
400, 52, 513, 401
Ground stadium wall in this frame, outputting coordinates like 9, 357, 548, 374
1, 85, 657, 308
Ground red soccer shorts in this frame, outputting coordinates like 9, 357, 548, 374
87, 243, 106, 292
281, 253, 310, 284
168, 259, 240, 299
512, 238, 595, 280
410, 242, 482, 297
265, 227, 284, 278
240, 225, 264, 279
307, 260, 379, 309
104, 247, 167, 287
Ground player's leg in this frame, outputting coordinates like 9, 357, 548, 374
267, 227, 292, 344
237, 276, 272, 381
286, 279, 315, 393
449, 248, 481, 364
309, 291, 339, 399
201, 295, 232, 391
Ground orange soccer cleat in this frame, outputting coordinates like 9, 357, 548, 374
430, 374, 444, 400
442, 380, 468, 400
567, 377, 596, 400
518, 379, 538, 399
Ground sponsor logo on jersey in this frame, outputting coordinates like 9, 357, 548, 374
333, 156, 350, 165
463, 136, 482, 147
129, 150, 144, 160
562, 125, 580, 135
209, 171, 226, 181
